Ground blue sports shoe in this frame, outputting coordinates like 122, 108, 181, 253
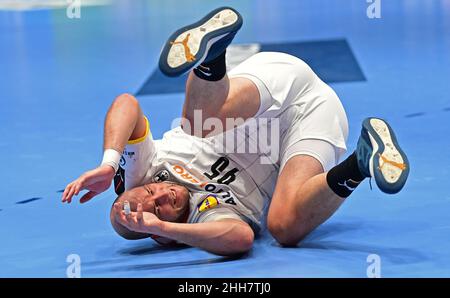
356, 117, 410, 194
158, 7, 243, 77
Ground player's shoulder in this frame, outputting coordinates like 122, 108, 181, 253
187, 190, 239, 220
189, 190, 240, 213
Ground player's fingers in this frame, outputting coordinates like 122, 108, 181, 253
116, 215, 127, 228
74, 185, 81, 196
121, 210, 128, 222
68, 182, 81, 203
114, 202, 122, 213
62, 183, 73, 202
123, 201, 131, 215
121, 211, 133, 229
136, 203, 143, 222
124, 201, 133, 221
65, 184, 77, 204
74, 177, 87, 196
115, 208, 127, 224
125, 211, 133, 221
80, 191, 97, 204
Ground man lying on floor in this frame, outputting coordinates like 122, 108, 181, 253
62, 7, 409, 256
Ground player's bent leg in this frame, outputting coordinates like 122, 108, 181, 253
159, 7, 242, 77
158, 7, 260, 137
267, 154, 345, 246
356, 117, 410, 194
268, 118, 410, 246
183, 76, 261, 137
326, 117, 410, 198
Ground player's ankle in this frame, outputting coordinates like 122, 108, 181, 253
193, 50, 227, 81
326, 152, 365, 198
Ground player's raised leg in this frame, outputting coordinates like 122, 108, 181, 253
268, 117, 410, 246
159, 7, 260, 137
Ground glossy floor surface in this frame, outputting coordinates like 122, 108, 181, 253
1, 0, 449, 277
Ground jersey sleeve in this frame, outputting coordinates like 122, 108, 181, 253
196, 207, 245, 223
113, 116, 156, 194
187, 191, 256, 229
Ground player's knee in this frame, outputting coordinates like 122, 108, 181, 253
267, 216, 301, 247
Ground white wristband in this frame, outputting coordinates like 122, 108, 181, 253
101, 149, 122, 173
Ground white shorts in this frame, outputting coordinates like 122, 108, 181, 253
228, 52, 349, 172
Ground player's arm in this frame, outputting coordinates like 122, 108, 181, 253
114, 202, 254, 256
160, 219, 254, 256
62, 93, 147, 204
103, 93, 147, 154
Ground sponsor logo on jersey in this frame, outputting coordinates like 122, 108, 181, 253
172, 164, 202, 184
197, 194, 219, 213
171, 163, 231, 195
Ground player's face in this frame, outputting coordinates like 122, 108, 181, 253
127, 182, 189, 222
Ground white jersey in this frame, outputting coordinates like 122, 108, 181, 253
119, 122, 278, 234
117, 52, 348, 234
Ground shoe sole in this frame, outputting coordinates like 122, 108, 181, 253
159, 7, 242, 77
364, 118, 410, 194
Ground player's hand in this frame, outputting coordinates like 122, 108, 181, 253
113, 202, 163, 234
62, 165, 116, 204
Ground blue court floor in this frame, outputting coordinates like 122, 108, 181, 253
1, 0, 450, 277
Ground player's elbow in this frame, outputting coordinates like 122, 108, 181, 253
236, 227, 254, 253
243, 235, 254, 252
112, 93, 140, 110
218, 223, 254, 256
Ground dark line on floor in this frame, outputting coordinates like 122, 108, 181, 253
443, 107, 450, 112
15, 197, 43, 205
137, 39, 366, 95
404, 112, 426, 118
57, 189, 64, 193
